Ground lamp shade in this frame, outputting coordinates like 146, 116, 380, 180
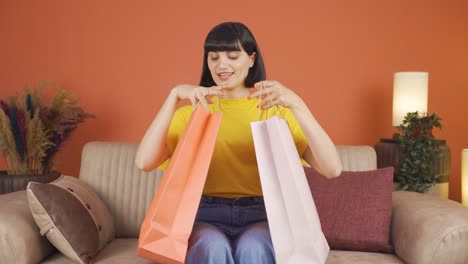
392, 72, 428, 127
462, 149, 468, 205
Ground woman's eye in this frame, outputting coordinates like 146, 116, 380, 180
210, 57, 219, 61
227, 52, 239, 60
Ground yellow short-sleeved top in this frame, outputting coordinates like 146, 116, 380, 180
159, 97, 308, 198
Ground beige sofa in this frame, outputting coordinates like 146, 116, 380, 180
1, 142, 468, 264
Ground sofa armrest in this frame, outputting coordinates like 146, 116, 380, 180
391, 191, 468, 264
0, 190, 55, 263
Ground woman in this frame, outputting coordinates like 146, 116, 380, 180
135, 22, 342, 264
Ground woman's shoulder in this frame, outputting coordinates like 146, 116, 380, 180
175, 104, 193, 114
172, 104, 194, 123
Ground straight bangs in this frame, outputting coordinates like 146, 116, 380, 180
204, 33, 242, 53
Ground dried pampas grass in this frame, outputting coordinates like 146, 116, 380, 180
0, 81, 93, 175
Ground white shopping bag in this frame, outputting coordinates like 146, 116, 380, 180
251, 116, 329, 264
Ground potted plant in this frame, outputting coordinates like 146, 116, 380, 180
395, 111, 445, 193
0, 81, 93, 194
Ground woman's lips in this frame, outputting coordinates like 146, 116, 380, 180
218, 72, 233, 81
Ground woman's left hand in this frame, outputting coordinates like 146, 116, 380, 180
248, 80, 302, 110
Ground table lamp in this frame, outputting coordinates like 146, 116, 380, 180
463, 149, 468, 205
392, 72, 428, 127
375, 72, 450, 198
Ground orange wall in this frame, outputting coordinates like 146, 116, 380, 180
1, 0, 467, 201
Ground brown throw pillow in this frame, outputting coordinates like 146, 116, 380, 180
305, 166, 394, 253
27, 175, 115, 264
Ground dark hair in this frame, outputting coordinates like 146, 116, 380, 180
199, 22, 266, 88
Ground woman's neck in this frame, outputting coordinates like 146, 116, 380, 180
222, 86, 250, 99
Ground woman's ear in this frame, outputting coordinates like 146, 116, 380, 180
249, 52, 257, 68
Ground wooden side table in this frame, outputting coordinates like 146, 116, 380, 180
374, 139, 451, 197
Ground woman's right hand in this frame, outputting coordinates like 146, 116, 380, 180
172, 84, 224, 110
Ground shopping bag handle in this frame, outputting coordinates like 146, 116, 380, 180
193, 91, 221, 113
257, 81, 284, 121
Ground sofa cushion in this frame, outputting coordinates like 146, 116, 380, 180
42, 239, 155, 264
305, 167, 394, 253
0, 190, 55, 264
41, 240, 404, 264
326, 250, 404, 264
27, 175, 115, 264
79, 142, 164, 238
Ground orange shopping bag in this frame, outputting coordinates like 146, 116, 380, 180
138, 106, 223, 264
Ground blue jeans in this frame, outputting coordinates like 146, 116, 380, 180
185, 196, 276, 264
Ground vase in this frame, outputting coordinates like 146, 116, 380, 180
0, 170, 61, 195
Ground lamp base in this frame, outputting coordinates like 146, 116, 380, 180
392, 182, 449, 199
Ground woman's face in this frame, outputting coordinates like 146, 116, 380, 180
207, 47, 255, 89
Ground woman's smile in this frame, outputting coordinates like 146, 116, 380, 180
218, 72, 234, 81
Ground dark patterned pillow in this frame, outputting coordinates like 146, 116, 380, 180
27, 175, 115, 264
305, 167, 394, 253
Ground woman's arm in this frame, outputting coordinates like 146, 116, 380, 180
289, 99, 343, 178
135, 89, 178, 172
135, 85, 223, 172
249, 80, 342, 178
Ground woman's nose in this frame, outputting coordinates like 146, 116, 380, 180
217, 57, 229, 69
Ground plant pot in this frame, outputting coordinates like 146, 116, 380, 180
375, 139, 450, 184
426, 182, 449, 199
0, 170, 61, 195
